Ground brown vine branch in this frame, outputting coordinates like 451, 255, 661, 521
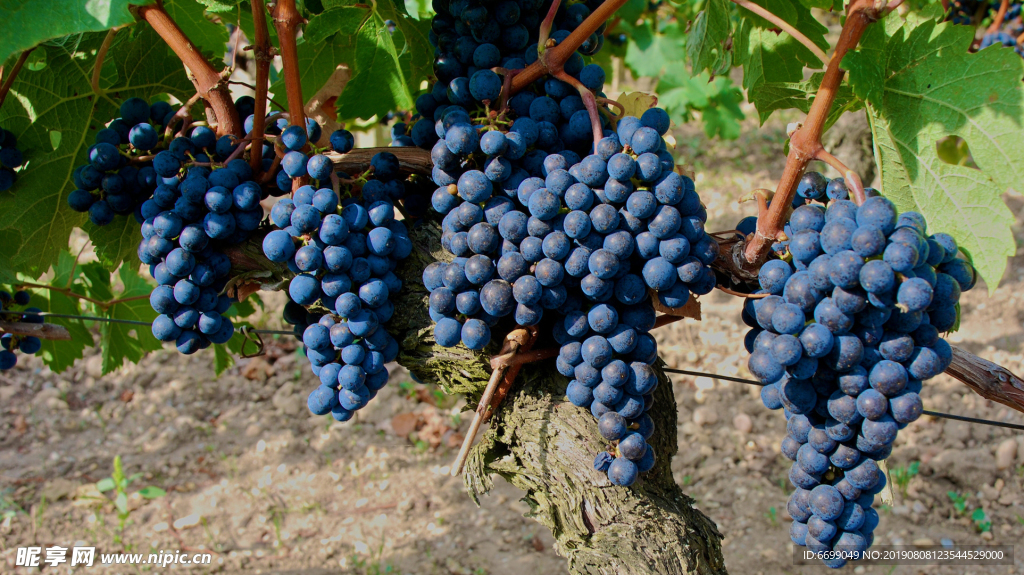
323, 146, 433, 177
250, 0, 273, 174
814, 148, 867, 204
271, 0, 306, 133
135, 2, 242, 137
947, 346, 1024, 415
164, 92, 202, 139
0, 48, 34, 111
510, 0, 629, 95
452, 327, 538, 476
731, 0, 827, 66
0, 320, 71, 341
91, 28, 120, 96
741, 0, 882, 268
988, 0, 1010, 34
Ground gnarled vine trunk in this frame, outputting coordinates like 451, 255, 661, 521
387, 219, 728, 575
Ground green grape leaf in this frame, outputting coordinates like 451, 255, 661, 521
269, 33, 357, 111
79, 262, 115, 303
617, 0, 649, 23
0, 0, 156, 65
748, 73, 862, 128
306, 6, 370, 44
85, 218, 144, 271
306, 5, 367, 44
213, 341, 234, 375
0, 25, 192, 278
687, 0, 731, 75
625, 21, 689, 79
99, 266, 160, 374
659, 70, 745, 140
734, 0, 829, 101
26, 251, 92, 373
846, 11, 1020, 290
334, 13, 414, 120
164, 0, 230, 57
194, 0, 240, 12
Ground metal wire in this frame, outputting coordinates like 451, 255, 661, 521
7, 311, 296, 336
5, 314, 1023, 432
662, 367, 1024, 433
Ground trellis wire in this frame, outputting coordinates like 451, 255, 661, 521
662, 367, 1024, 433
2, 311, 1020, 433
8, 311, 296, 336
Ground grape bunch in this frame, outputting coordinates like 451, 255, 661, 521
67, 97, 181, 226
742, 190, 977, 568
135, 102, 287, 353
409, 0, 609, 149
262, 151, 412, 422
0, 290, 43, 370
0, 127, 24, 191
423, 109, 720, 489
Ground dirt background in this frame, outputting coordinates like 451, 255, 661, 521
3, 110, 1024, 575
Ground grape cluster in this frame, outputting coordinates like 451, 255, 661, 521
0, 127, 24, 191
0, 290, 42, 370
414, 0, 719, 487
67, 97, 180, 225
409, 0, 608, 149
136, 104, 288, 354
423, 108, 720, 488
262, 151, 411, 422
742, 188, 977, 567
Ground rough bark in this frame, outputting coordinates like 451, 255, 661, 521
388, 219, 728, 575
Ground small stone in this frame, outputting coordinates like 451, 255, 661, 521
980, 531, 994, 541
912, 537, 934, 546
912, 501, 927, 515
996, 439, 1017, 469
733, 413, 753, 434
940, 538, 954, 548
693, 407, 718, 426
172, 514, 200, 529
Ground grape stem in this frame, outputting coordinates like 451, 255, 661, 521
510, 0, 629, 95
271, 0, 307, 135
451, 326, 539, 476
16, 281, 150, 310
554, 69, 604, 151
730, 0, 827, 67
163, 92, 203, 139
537, 0, 563, 55
134, 2, 242, 137
741, 0, 887, 268
987, 0, 1009, 34
91, 28, 121, 97
249, 0, 275, 174
0, 48, 34, 112
814, 148, 867, 204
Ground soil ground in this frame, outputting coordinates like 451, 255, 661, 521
3, 109, 1024, 575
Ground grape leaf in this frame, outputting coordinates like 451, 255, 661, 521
305, 6, 369, 44
334, 13, 415, 120
27, 251, 92, 373
100, 265, 160, 374
0, 0, 155, 64
845, 10, 1020, 289
734, 0, 828, 99
687, 0, 731, 75
747, 73, 862, 127
0, 25, 192, 277
164, 0, 230, 57
194, 0, 241, 12
269, 33, 358, 114
659, 69, 745, 140
623, 21, 688, 79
